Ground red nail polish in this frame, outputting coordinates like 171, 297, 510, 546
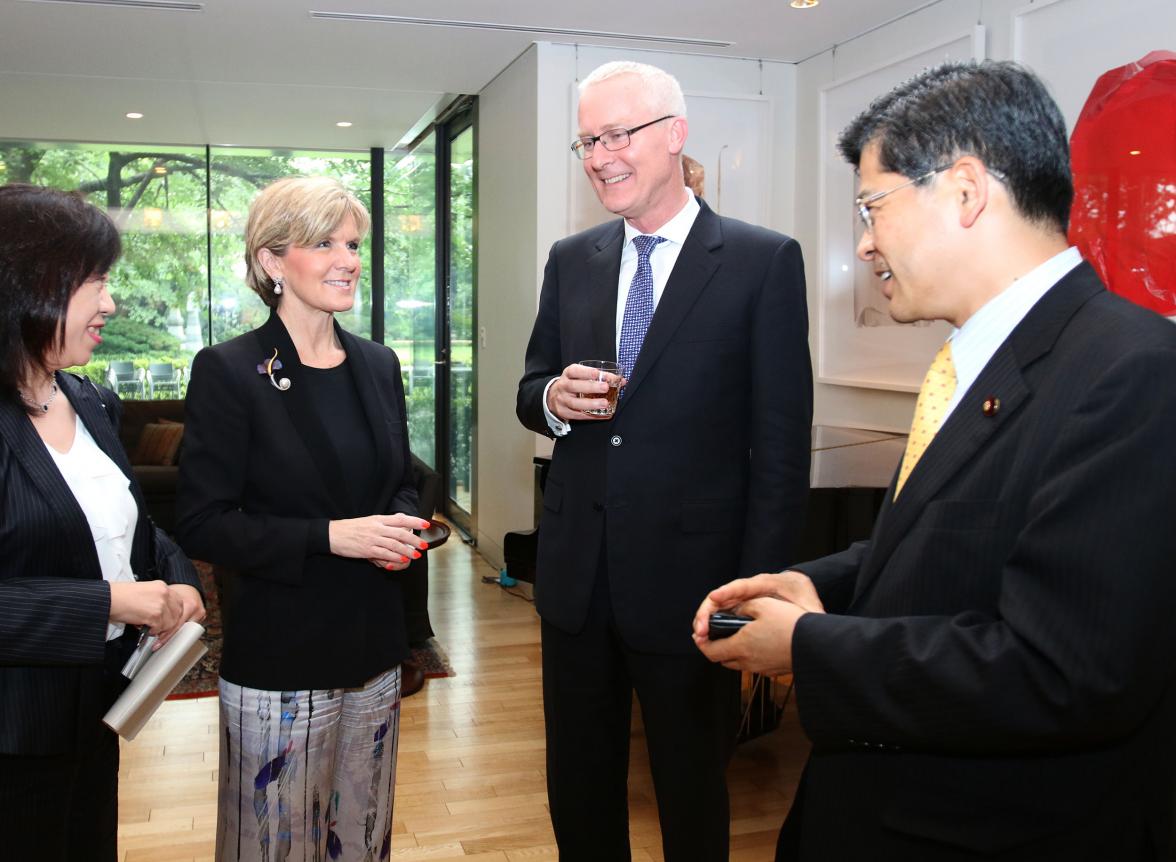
422, 521, 431, 529
418, 541, 428, 550
411, 550, 421, 560
384, 563, 394, 571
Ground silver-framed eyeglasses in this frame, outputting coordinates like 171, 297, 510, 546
855, 163, 1008, 231
855, 165, 952, 232
570, 115, 676, 160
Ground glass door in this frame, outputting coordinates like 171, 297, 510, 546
383, 102, 474, 533
439, 112, 475, 531
384, 135, 438, 467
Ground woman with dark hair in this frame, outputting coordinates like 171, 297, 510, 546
0, 183, 205, 861
176, 176, 427, 861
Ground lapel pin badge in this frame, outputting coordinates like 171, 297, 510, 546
258, 348, 292, 391
982, 396, 1000, 417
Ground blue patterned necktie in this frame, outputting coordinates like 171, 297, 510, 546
617, 234, 666, 397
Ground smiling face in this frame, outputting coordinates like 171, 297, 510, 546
855, 142, 961, 326
44, 273, 116, 371
263, 213, 362, 317
577, 74, 688, 234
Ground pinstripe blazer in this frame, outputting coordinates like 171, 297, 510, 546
0, 373, 200, 755
780, 263, 1176, 859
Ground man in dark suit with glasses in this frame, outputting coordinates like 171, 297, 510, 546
518, 60, 812, 861
695, 60, 1176, 862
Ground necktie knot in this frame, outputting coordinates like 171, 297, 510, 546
633, 234, 666, 258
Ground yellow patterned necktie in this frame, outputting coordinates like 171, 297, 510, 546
895, 340, 957, 499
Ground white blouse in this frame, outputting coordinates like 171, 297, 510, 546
45, 415, 139, 641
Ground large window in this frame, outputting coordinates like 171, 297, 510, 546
0, 141, 371, 398
0, 141, 207, 399
3, 124, 477, 526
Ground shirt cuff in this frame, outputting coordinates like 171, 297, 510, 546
542, 378, 572, 437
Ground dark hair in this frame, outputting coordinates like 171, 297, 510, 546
838, 61, 1073, 232
0, 184, 121, 410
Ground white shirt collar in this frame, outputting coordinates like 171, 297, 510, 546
623, 190, 698, 247
947, 247, 1083, 415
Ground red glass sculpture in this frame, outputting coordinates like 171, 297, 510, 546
1069, 50, 1176, 317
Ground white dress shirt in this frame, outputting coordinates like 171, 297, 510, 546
944, 246, 1083, 421
46, 415, 139, 640
543, 191, 701, 436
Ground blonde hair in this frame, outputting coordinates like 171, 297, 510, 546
244, 176, 371, 308
579, 61, 688, 118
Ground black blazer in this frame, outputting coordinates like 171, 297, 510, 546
517, 199, 813, 654
0, 373, 200, 755
176, 313, 418, 690
785, 263, 1176, 859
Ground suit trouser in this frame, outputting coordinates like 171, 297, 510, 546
403, 553, 434, 647
541, 568, 741, 862
0, 729, 119, 861
0, 638, 129, 862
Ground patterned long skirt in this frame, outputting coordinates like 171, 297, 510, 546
215, 666, 402, 862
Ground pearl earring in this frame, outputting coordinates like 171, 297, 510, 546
273, 278, 283, 295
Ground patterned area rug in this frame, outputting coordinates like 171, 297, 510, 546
169, 562, 455, 699
410, 638, 454, 679
169, 561, 222, 699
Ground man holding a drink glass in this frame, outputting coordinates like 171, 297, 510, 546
516, 60, 812, 861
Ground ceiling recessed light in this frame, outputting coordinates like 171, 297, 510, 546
790, 0, 819, 7
125, 112, 144, 119
336, 121, 353, 128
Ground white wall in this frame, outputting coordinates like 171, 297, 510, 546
474, 44, 544, 567
794, 0, 1173, 431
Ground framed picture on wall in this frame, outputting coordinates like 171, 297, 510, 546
568, 87, 771, 236
817, 27, 985, 392
1012, 0, 1176, 130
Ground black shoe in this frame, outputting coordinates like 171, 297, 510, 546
401, 659, 426, 697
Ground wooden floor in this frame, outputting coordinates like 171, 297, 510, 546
117, 534, 810, 861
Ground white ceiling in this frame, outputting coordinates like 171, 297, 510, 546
0, 0, 939, 151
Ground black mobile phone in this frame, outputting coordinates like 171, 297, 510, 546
708, 611, 753, 640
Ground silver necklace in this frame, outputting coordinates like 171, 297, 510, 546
19, 381, 58, 414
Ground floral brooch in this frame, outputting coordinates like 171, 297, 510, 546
257, 348, 291, 391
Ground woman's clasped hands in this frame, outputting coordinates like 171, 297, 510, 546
329, 513, 432, 572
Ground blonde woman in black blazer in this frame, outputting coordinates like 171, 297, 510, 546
176, 177, 427, 861
0, 184, 205, 862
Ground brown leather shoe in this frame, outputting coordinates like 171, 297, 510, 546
401, 659, 426, 697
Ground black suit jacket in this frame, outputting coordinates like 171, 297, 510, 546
176, 313, 418, 690
518, 199, 813, 654
785, 263, 1176, 859
0, 373, 200, 755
